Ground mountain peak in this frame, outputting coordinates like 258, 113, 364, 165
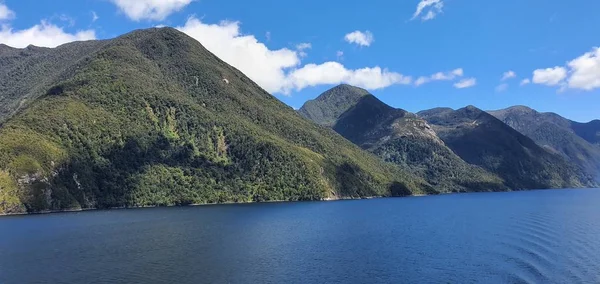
319, 84, 370, 101
298, 84, 371, 126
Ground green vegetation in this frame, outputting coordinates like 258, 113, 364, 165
419, 106, 597, 189
490, 106, 600, 182
0, 28, 430, 214
298, 84, 370, 127
302, 89, 507, 193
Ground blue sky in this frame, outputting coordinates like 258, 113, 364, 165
1, 0, 599, 122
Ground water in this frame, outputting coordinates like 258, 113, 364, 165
1, 189, 600, 284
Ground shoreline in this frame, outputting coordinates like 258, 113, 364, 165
0, 194, 402, 217
1, 187, 596, 217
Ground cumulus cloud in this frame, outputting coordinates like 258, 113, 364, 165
520, 79, 531, 86
177, 17, 300, 94
176, 17, 414, 95
109, 0, 193, 21
454, 78, 477, 89
0, 21, 96, 48
344, 30, 374, 47
532, 66, 567, 86
495, 83, 508, 92
412, 0, 444, 21
284, 63, 411, 93
529, 47, 600, 91
501, 70, 516, 81
567, 47, 600, 91
414, 68, 463, 86
0, 2, 15, 20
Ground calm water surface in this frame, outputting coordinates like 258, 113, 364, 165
1, 189, 600, 283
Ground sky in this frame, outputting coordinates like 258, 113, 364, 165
0, 0, 599, 122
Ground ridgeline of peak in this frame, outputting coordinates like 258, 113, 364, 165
301, 86, 507, 193
420, 106, 596, 189
298, 84, 371, 126
489, 106, 600, 182
0, 28, 432, 214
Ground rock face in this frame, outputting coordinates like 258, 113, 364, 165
301, 86, 507, 193
0, 28, 432, 214
489, 106, 600, 182
419, 106, 596, 189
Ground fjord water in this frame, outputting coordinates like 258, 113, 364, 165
1, 189, 599, 284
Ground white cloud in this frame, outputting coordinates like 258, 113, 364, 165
454, 78, 477, 89
532, 66, 567, 86
495, 83, 508, 92
412, 0, 444, 21
265, 31, 271, 41
0, 2, 15, 20
336, 50, 344, 60
344, 30, 374, 47
520, 78, 531, 86
284, 62, 412, 93
415, 68, 463, 86
92, 11, 99, 22
296, 42, 311, 50
109, 0, 193, 21
567, 47, 600, 91
0, 21, 96, 48
501, 70, 516, 81
296, 42, 311, 57
177, 17, 416, 95
177, 17, 300, 94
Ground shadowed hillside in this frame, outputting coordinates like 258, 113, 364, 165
301, 86, 507, 193
490, 106, 600, 182
420, 106, 596, 189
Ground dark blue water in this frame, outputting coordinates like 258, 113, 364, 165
1, 189, 600, 284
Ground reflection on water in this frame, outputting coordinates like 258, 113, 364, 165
1, 189, 599, 284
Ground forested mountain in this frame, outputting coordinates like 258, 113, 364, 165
489, 106, 600, 182
0, 28, 433, 214
419, 106, 596, 189
300, 86, 507, 193
298, 84, 370, 127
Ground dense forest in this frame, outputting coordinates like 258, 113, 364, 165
301, 86, 597, 193
0, 28, 431, 214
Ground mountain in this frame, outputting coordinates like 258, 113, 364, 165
572, 120, 600, 145
419, 106, 596, 189
298, 84, 370, 127
489, 106, 600, 181
0, 28, 432, 214
300, 86, 507, 193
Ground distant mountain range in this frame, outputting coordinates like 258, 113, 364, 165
489, 106, 600, 182
300, 85, 598, 191
1, 27, 597, 215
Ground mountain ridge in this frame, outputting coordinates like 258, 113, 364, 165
301, 85, 509, 193
0, 28, 431, 214
489, 105, 600, 182
419, 106, 596, 189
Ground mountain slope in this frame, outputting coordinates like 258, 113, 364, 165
301, 86, 507, 193
572, 120, 600, 146
298, 84, 369, 126
419, 106, 596, 189
0, 28, 431, 214
489, 106, 600, 181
